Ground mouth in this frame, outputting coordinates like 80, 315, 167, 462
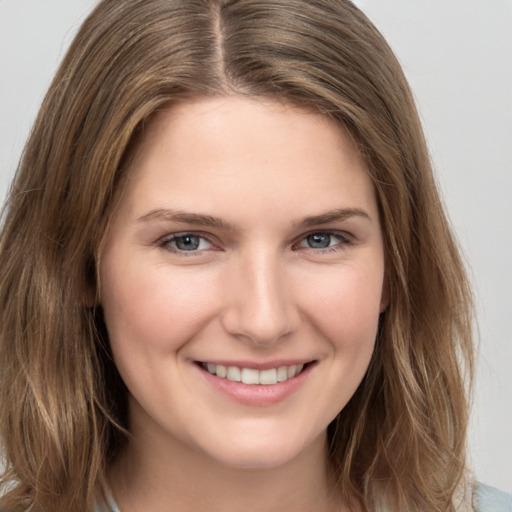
197, 361, 313, 385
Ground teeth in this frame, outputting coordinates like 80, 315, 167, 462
287, 364, 304, 379
203, 363, 307, 385
226, 366, 241, 382
216, 365, 227, 378
241, 368, 259, 385
277, 366, 288, 382
259, 368, 277, 385
287, 365, 297, 378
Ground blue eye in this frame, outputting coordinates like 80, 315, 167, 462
161, 233, 213, 253
306, 233, 334, 249
296, 231, 351, 251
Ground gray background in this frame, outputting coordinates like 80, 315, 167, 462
1, 0, 511, 491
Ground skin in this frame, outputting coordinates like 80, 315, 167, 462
100, 96, 387, 512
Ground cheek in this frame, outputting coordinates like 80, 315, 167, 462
299, 266, 383, 416
100, 256, 219, 354
296, 262, 384, 351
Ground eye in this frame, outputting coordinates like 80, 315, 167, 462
295, 231, 352, 251
160, 233, 215, 253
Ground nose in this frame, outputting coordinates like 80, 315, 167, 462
220, 251, 300, 345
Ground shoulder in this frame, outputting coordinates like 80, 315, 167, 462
474, 483, 512, 512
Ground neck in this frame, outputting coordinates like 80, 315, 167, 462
109, 411, 346, 512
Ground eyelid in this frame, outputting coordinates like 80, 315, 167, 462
158, 231, 219, 254
292, 229, 355, 251
156, 229, 355, 255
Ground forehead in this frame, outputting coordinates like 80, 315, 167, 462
134, 95, 361, 163
118, 95, 377, 224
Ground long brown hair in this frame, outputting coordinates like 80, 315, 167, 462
0, 1, 474, 510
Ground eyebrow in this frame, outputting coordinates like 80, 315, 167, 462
296, 208, 372, 228
137, 207, 372, 231
137, 209, 238, 231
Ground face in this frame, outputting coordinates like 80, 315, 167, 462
100, 96, 387, 470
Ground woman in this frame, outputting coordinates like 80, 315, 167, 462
0, 1, 509, 511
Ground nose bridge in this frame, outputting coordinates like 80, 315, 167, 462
222, 247, 298, 344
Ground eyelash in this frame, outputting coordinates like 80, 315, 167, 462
158, 231, 217, 256
157, 230, 354, 256
293, 231, 354, 253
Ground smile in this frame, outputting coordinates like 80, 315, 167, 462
200, 362, 307, 385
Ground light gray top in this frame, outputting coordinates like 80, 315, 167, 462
474, 483, 512, 512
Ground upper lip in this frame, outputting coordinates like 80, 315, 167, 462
195, 359, 315, 370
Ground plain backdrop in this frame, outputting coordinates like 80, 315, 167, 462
1, 0, 511, 492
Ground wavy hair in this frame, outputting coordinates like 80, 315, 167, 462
0, 1, 474, 510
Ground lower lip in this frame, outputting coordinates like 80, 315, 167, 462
195, 363, 315, 406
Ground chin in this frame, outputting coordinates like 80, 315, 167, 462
193, 425, 327, 471
207, 447, 304, 471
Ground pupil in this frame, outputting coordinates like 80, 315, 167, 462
308, 233, 330, 248
176, 235, 200, 251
